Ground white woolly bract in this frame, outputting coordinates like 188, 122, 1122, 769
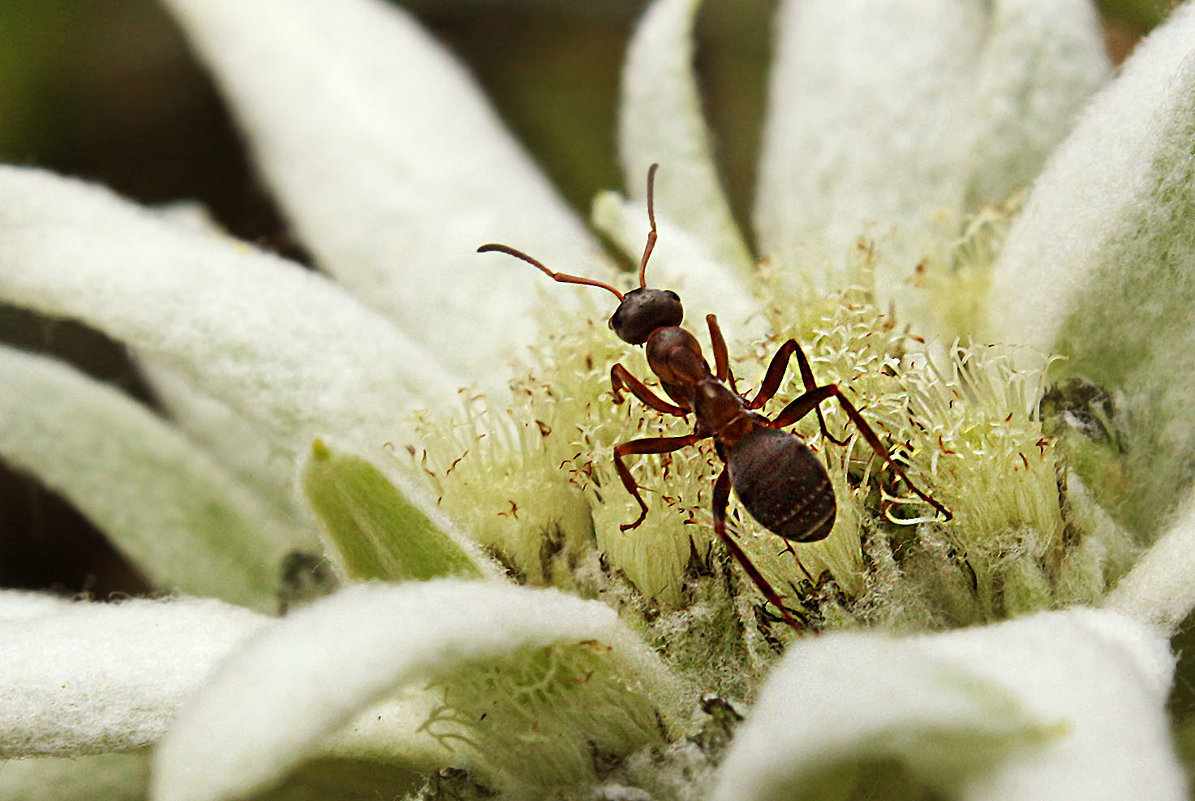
134, 363, 302, 520
151, 580, 681, 801
990, 1, 1195, 352
0, 595, 267, 756
0, 166, 457, 455
158, 0, 602, 389
0, 345, 308, 610
989, 3, 1195, 537
0, 590, 74, 621
964, 0, 1108, 207
755, 0, 1105, 297
619, 0, 753, 273
712, 607, 1182, 801
1107, 492, 1195, 635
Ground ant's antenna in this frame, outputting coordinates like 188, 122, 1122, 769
477, 243, 625, 301
638, 163, 659, 288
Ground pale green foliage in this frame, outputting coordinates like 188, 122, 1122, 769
301, 440, 483, 582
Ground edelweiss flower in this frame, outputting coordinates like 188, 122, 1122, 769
1, 1, 1194, 799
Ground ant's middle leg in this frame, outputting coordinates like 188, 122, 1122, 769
770, 384, 952, 521
711, 468, 803, 631
611, 364, 688, 417
748, 340, 846, 446
614, 432, 706, 531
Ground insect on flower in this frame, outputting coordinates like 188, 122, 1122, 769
479, 164, 951, 628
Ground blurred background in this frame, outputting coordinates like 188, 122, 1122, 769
0, 0, 1168, 596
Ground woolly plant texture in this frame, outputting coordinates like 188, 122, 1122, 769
2, 1, 1195, 800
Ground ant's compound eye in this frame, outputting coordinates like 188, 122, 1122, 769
665, 290, 680, 301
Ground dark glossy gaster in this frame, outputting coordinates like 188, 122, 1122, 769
478, 164, 951, 629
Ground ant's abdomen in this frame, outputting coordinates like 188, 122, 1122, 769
727, 427, 835, 542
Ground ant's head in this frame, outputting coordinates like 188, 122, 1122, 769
609, 287, 682, 345
479, 163, 676, 346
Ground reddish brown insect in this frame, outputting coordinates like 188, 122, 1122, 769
479, 164, 951, 629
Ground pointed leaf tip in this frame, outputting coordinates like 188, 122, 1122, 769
301, 443, 483, 582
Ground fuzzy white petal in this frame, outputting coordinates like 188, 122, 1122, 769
989, 4, 1195, 532
756, 0, 1104, 296
0, 590, 74, 620
1107, 493, 1195, 635
137, 362, 302, 520
0, 595, 267, 756
965, 0, 1108, 206
755, 0, 985, 289
152, 580, 680, 801
158, 0, 602, 387
990, 3, 1195, 351
0, 346, 309, 609
0, 166, 458, 456
620, 0, 753, 272
592, 191, 765, 348
712, 607, 1181, 801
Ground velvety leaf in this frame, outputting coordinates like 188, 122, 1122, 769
0, 166, 458, 458
0, 345, 309, 610
152, 581, 681, 801
159, 0, 604, 388
301, 440, 485, 582
620, 0, 753, 273
0, 595, 266, 757
989, 3, 1195, 535
712, 608, 1181, 801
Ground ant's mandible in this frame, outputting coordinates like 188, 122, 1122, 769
478, 164, 951, 629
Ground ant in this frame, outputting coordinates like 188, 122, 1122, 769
478, 164, 951, 630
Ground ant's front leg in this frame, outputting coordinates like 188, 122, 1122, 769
749, 339, 846, 446
771, 384, 952, 521
705, 314, 739, 394
610, 364, 688, 417
711, 468, 803, 631
613, 432, 706, 531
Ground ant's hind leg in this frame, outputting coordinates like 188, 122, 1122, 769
613, 433, 706, 531
750, 340, 846, 446
610, 364, 688, 417
711, 469, 803, 631
771, 384, 952, 521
